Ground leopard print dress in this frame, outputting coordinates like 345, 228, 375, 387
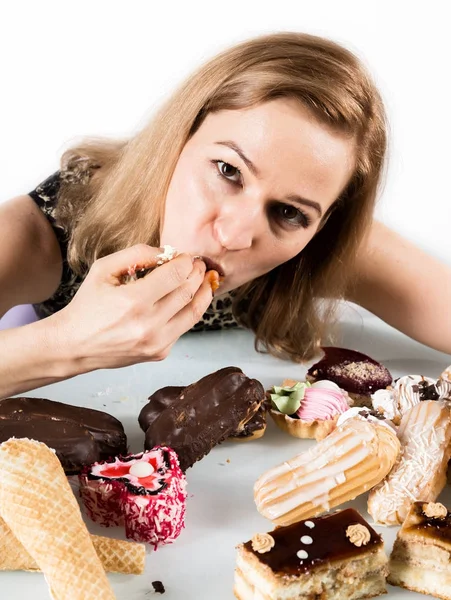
29, 172, 240, 331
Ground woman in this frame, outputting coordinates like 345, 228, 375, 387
0, 32, 449, 400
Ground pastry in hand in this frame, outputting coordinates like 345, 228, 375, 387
0, 438, 115, 599
367, 400, 451, 526
235, 508, 388, 600
269, 379, 351, 441
307, 347, 392, 407
372, 373, 450, 424
254, 408, 400, 526
79, 446, 187, 547
388, 501, 451, 599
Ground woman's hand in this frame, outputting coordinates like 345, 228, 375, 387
51, 244, 214, 373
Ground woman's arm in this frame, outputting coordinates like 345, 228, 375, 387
0, 196, 214, 399
0, 195, 62, 316
346, 220, 451, 354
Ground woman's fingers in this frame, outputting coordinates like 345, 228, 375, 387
92, 244, 162, 283
139, 253, 202, 300
154, 258, 207, 318
164, 275, 214, 340
92, 244, 205, 303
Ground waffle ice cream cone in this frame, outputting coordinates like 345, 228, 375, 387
254, 415, 400, 526
0, 515, 145, 574
0, 438, 115, 599
368, 400, 451, 526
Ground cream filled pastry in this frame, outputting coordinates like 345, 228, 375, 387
255, 409, 400, 526
269, 379, 351, 441
372, 374, 450, 425
368, 400, 451, 526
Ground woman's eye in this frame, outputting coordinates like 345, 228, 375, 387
273, 204, 311, 228
215, 160, 242, 184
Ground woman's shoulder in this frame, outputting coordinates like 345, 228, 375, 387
28, 171, 62, 225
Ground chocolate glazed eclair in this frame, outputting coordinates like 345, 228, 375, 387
139, 367, 266, 471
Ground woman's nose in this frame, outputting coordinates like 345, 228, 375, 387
213, 201, 261, 250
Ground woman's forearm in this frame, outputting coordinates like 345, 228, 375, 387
0, 316, 79, 399
349, 221, 451, 355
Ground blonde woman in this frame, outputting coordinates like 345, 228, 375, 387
0, 32, 449, 399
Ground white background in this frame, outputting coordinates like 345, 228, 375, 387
0, 0, 450, 267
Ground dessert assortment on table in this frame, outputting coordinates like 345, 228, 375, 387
0, 346, 450, 599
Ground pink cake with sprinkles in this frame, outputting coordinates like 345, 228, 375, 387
79, 446, 187, 547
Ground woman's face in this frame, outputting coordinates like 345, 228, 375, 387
160, 98, 355, 294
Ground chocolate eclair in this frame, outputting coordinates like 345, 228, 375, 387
0, 397, 127, 474
140, 367, 266, 470
139, 382, 267, 443
307, 346, 392, 406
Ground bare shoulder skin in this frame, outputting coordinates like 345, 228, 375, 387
0, 195, 62, 317
347, 220, 451, 355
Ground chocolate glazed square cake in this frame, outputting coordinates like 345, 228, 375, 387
234, 509, 387, 600
388, 501, 451, 599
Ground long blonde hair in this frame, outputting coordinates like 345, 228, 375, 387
57, 31, 387, 362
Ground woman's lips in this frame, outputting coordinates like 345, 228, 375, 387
196, 256, 225, 278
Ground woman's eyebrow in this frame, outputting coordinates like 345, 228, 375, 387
215, 140, 260, 177
214, 140, 323, 217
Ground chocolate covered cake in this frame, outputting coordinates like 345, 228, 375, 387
235, 509, 387, 600
140, 367, 265, 470
307, 347, 392, 406
139, 382, 267, 443
0, 397, 127, 474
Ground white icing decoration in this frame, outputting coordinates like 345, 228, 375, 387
129, 461, 155, 478
311, 380, 341, 391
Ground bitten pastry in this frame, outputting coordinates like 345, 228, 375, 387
0, 438, 115, 599
269, 379, 350, 441
0, 396, 127, 474
122, 245, 223, 292
388, 501, 451, 599
0, 515, 145, 574
307, 347, 392, 406
254, 409, 400, 526
139, 381, 267, 443
234, 508, 388, 600
141, 367, 266, 470
372, 373, 451, 424
367, 400, 451, 526
79, 447, 187, 547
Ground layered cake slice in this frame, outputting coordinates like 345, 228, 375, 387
388, 501, 451, 599
235, 509, 387, 600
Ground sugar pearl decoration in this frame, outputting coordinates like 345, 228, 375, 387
297, 550, 308, 559
305, 521, 315, 528
300, 535, 313, 544
129, 461, 154, 478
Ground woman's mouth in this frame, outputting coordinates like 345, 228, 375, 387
197, 256, 225, 278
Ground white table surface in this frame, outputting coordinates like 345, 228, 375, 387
3, 305, 451, 600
